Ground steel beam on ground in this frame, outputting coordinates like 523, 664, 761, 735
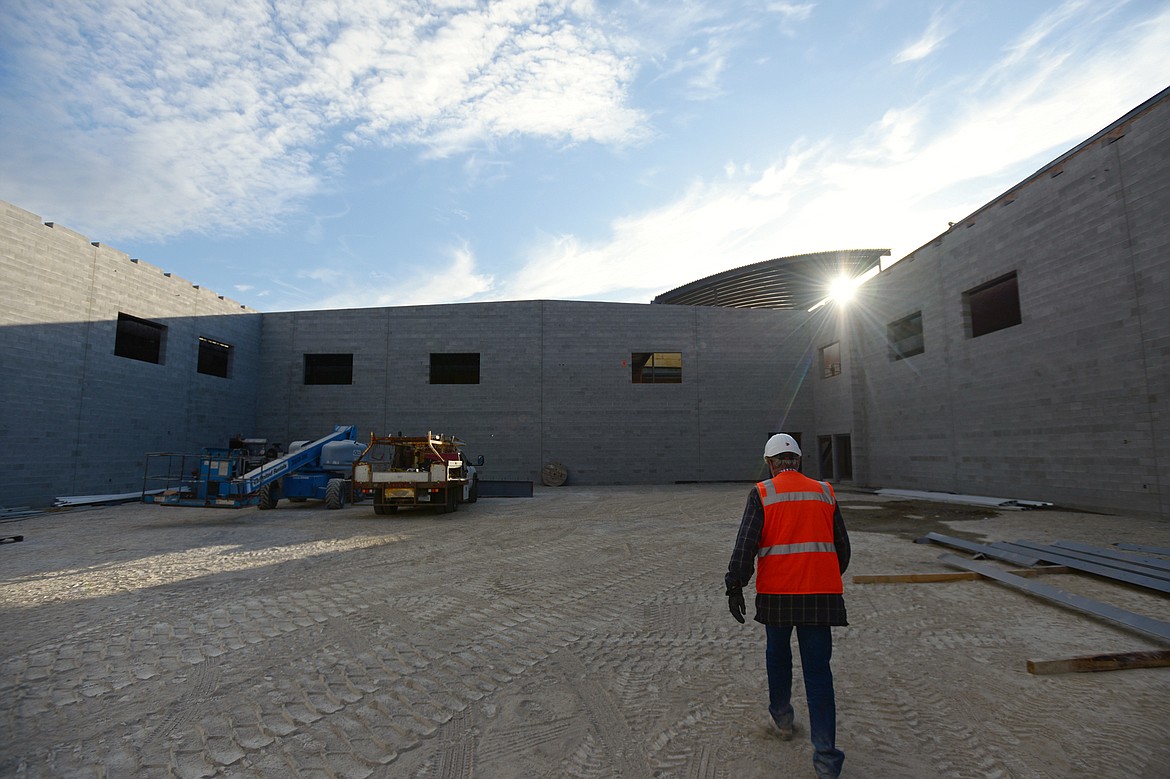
938, 553, 1170, 643
1114, 542, 1170, 557
853, 566, 1070, 584
1001, 541, 1170, 593
914, 532, 1042, 567
1050, 540, 1170, 574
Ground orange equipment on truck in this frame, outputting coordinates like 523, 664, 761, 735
351, 432, 482, 515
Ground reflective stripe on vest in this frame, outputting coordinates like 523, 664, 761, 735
759, 480, 834, 507
758, 541, 837, 557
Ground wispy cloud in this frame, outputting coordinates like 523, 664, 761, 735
0, 0, 647, 240
894, 10, 951, 64
299, 241, 495, 311
476, 4, 1170, 304
621, 1, 813, 101
767, 2, 816, 22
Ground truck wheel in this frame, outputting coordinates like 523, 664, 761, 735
258, 484, 279, 510
325, 479, 345, 510
447, 485, 459, 513
468, 478, 478, 504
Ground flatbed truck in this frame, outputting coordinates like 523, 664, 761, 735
351, 432, 480, 515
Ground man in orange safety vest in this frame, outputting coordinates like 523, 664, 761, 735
726, 433, 851, 779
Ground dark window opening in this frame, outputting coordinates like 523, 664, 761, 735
197, 337, 232, 378
114, 312, 166, 364
834, 434, 853, 481
818, 436, 833, 480
966, 272, 1021, 338
631, 352, 682, 384
430, 352, 480, 384
304, 353, 353, 385
888, 311, 924, 360
820, 342, 841, 378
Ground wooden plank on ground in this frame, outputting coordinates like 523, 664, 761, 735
937, 553, 1170, 643
1027, 649, 1170, 675
854, 566, 1070, 584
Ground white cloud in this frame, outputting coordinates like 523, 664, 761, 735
894, 10, 950, 64
618, 1, 812, 101
491, 4, 1170, 303
0, 0, 646, 240
297, 241, 495, 311
767, 2, 815, 22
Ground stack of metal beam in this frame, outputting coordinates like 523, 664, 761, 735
916, 532, 1170, 642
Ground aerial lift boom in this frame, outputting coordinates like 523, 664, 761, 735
144, 425, 359, 508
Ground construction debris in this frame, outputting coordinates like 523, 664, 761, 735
937, 553, 1170, 643
1114, 542, 1170, 556
853, 566, 1070, 584
916, 534, 1170, 595
53, 490, 163, 508
1027, 649, 1170, 675
913, 532, 1043, 567
875, 489, 1053, 509
1, 506, 42, 521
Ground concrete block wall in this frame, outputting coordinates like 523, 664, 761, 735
257, 300, 815, 485
538, 301, 699, 484
0, 202, 260, 507
849, 251, 956, 491
1117, 100, 1170, 518
257, 302, 545, 479
849, 88, 1170, 514
3, 90, 1167, 514
693, 305, 817, 483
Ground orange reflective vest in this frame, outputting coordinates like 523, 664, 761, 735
755, 472, 843, 595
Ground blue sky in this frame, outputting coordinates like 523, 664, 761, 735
2, 1, 1169, 313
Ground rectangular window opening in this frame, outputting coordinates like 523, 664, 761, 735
820, 342, 841, 378
818, 436, 833, 480
304, 353, 354, 385
631, 352, 682, 384
430, 352, 480, 384
197, 336, 232, 378
114, 312, 166, 364
888, 311, 924, 361
966, 272, 1021, 338
834, 434, 853, 481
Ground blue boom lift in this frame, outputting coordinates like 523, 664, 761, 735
143, 425, 364, 509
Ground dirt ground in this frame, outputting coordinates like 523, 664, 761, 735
1, 484, 1168, 778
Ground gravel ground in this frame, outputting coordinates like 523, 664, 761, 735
2, 484, 1168, 778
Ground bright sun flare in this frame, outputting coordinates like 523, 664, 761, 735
828, 275, 858, 304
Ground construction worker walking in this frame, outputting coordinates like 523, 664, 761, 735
725, 433, 851, 779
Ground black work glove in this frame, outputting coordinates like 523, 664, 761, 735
727, 586, 746, 623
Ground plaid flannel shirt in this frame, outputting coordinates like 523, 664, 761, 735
725, 483, 850, 626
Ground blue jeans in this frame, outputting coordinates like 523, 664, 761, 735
765, 624, 845, 779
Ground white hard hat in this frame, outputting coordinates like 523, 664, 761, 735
764, 433, 801, 458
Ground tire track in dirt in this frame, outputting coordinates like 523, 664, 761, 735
6, 492, 1170, 778
546, 647, 651, 779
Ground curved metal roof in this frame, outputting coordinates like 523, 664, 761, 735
652, 249, 889, 310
